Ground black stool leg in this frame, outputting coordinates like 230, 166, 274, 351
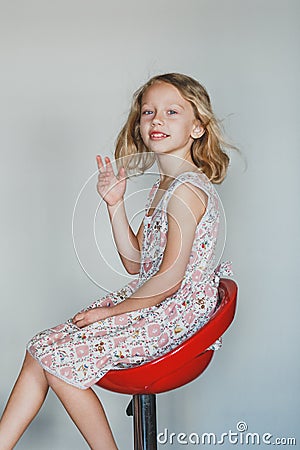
132, 394, 157, 450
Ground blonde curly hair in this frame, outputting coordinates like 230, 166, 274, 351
115, 73, 234, 184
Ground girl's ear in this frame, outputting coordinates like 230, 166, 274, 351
191, 122, 205, 139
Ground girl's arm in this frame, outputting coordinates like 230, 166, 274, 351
107, 200, 143, 275
73, 182, 208, 327
96, 155, 142, 275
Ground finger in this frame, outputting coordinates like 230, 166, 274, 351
72, 313, 84, 324
105, 157, 114, 175
74, 315, 88, 327
97, 178, 110, 187
118, 166, 126, 181
96, 155, 104, 172
98, 171, 110, 182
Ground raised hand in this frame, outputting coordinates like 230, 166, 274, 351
96, 155, 126, 206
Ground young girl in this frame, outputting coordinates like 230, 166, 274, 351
0, 73, 233, 449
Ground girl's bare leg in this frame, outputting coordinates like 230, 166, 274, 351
0, 351, 117, 450
44, 372, 118, 450
0, 351, 49, 449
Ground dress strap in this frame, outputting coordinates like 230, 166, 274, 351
145, 171, 219, 217
162, 171, 218, 206
159, 171, 220, 224
144, 178, 160, 214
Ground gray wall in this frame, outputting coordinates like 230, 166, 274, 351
1, 0, 299, 448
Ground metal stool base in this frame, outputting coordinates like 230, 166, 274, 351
126, 394, 157, 450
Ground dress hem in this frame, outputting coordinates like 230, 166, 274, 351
26, 344, 94, 390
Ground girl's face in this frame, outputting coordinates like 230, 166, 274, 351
139, 81, 203, 157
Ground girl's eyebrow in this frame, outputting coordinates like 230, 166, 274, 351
169, 103, 184, 110
141, 102, 185, 109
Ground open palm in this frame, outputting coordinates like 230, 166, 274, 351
96, 155, 126, 206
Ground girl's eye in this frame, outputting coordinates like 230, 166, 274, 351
142, 110, 153, 115
168, 110, 177, 115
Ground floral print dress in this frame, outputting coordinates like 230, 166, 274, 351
27, 171, 233, 389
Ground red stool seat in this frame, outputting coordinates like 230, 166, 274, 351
97, 278, 237, 394
96, 278, 237, 449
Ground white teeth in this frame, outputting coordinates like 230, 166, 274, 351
151, 133, 167, 137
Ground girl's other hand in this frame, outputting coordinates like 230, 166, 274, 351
72, 306, 113, 328
96, 155, 126, 206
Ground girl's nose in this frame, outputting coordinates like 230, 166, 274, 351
151, 113, 164, 126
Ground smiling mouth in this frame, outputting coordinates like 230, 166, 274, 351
150, 132, 170, 140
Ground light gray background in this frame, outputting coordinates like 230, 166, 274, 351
1, 0, 299, 449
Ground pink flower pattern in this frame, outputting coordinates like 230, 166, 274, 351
27, 172, 233, 389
